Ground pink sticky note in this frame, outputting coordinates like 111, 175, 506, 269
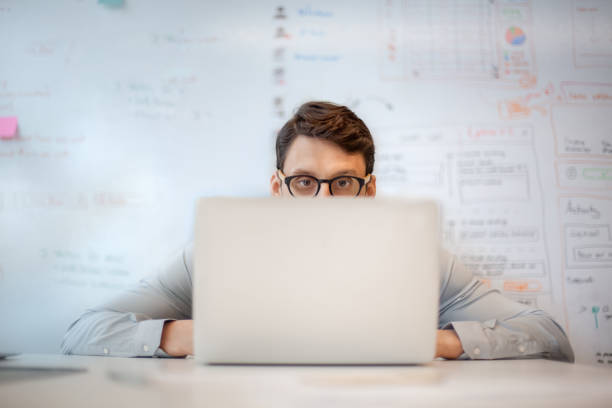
0, 117, 18, 139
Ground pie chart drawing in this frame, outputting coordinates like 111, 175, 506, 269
506, 26, 526, 46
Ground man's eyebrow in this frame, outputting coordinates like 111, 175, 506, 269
330, 170, 360, 177
289, 169, 361, 177
290, 168, 316, 176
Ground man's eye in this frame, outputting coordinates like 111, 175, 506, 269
298, 179, 312, 187
335, 178, 353, 189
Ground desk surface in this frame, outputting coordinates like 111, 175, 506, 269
1, 354, 611, 408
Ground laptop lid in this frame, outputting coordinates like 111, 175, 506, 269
194, 197, 440, 364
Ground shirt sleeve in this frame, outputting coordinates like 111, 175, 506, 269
60, 244, 194, 357
437, 250, 575, 362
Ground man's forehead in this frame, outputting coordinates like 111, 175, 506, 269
283, 135, 367, 175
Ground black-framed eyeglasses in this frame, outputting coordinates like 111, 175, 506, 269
277, 169, 371, 197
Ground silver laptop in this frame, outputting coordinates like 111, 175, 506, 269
193, 197, 440, 364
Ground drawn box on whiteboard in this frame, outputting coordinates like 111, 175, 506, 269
573, 246, 612, 264
572, 1, 612, 68
459, 227, 539, 243
556, 161, 612, 192
504, 261, 546, 278
458, 174, 530, 204
564, 224, 612, 269
551, 104, 612, 159
464, 260, 544, 278
376, 161, 444, 187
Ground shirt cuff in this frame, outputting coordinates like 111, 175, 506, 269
442, 320, 496, 360
135, 319, 168, 357
154, 348, 171, 358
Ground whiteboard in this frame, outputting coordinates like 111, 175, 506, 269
0, 0, 611, 366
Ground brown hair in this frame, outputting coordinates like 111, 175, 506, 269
275, 101, 375, 174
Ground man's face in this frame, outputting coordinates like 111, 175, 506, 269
270, 135, 377, 198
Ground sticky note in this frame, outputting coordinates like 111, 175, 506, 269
98, 0, 124, 7
0, 117, 18, 139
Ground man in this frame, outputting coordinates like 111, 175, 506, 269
62, 101, 574, 361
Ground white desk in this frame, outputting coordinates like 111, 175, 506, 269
1, 354, 611, 407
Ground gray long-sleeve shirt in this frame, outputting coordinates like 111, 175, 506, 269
61, 244, 575, 362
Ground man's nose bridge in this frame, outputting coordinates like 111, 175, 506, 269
318, 180, 333, 197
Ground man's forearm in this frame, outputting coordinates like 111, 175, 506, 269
160, 324, 462, 359
160, 320, 194, 357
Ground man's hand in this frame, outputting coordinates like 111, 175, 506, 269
435, 329, 464, 359
160, 320, 194, 357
